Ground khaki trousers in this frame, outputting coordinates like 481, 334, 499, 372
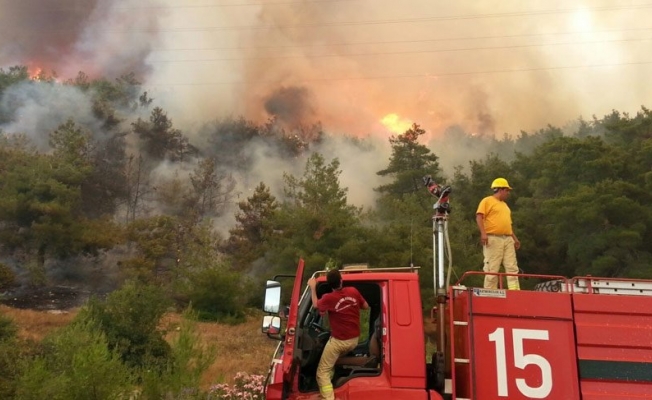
483, 235, 520, 290
316, 336, 358, 400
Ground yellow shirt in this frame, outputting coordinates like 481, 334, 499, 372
476, 195, 513, 235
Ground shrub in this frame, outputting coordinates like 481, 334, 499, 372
77, 280, 172, 370
0, 262, 16, 290
208, 373, 265, 400
0, 314, 21, 398
182, 266, 247, 323
0, 314, 17, 341
15, 319, 133, 400
139, 309, 216, 399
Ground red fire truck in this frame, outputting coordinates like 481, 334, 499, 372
261, 179, 652, 399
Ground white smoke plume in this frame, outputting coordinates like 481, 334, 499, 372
0, 82, 101, 150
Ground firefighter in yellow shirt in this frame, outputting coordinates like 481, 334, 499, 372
476, 178, 521, 290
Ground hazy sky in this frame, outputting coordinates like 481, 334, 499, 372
1, 0, 651, 138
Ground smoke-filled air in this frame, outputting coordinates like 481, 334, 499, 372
2, 0, 651, 193
1, 0, 652, 293
2, 2, 652, 396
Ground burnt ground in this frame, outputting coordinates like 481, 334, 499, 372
0, 286, 91, 311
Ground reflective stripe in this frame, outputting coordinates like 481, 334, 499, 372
320, 384, 333, 393
507, 282, 521, 290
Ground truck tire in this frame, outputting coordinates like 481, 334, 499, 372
534, 280, 562, 292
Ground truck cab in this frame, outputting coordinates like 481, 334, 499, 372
263, 262, 442, 400
262, 261, 652, 400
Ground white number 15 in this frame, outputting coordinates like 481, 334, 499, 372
488, 328, 553, 398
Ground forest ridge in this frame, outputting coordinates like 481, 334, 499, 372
1, 65, 652, 317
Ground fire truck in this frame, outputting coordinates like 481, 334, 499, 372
260, 179, 652, 399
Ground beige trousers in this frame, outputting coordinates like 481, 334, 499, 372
316, 336, 358, 400
483, 235, 520, 290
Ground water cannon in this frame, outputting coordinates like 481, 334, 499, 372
422, 175, 451, 215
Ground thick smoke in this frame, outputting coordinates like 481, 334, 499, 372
0, 0, 161, 78
0, 0, 99, 72
149, 0, 651, 139
2, 0, 652, 205
264, 86, 316, 129
0, 82, 101, 150
4, 0, 651, 298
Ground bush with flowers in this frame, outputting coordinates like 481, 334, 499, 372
208, 372, 265, 400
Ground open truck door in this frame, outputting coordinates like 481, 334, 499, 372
264, 259, 305, 399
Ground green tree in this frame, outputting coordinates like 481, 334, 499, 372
539, 182, 652, 277
0, 66, 30, 123
224, 182, 278, 270
74, 72, 147, 130
16, 320, 132, 400
199, 116, 264, 169
180, 265, 249, 322
154, 157, 235, 220
376, 123, 441, 196
81, 132, 129, 218
139, 309, 216, 398
187, 157, 235, 218
78, 281, 172, 370
270, 152, 362, 273
370, 124, 445, 299
132, 107, 195, 161
0, 314, 22, 398
0, 130, 121, 277
124, 215, 179, 283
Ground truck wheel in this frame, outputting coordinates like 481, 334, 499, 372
534, 280, 562, 292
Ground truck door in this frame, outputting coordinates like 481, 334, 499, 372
281, 259, 305, 394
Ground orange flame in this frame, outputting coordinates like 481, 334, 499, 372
28, 67, 43, 80
381, 113, 412, 135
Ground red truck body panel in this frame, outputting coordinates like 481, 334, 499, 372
573, 292, 652, 399
450, 288, 581, 400
264, 266, 652, 400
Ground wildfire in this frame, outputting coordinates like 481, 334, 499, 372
27, 65, 60, 82
381, 113, 412, 135
28, 67, 43, 80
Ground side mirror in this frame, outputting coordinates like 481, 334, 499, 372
262, 315, 281, 335
264, 280, 282, 314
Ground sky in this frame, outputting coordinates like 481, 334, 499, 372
1, 0, 651, 138
1, 0, 652, 211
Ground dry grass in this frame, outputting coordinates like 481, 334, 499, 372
0, 305, 278, 389
161, 312, 278, 388
0, 304, 78, 342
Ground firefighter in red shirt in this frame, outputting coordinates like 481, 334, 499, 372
308, 269, 369, 400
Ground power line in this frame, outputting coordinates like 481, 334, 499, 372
5, 3, 652, 33
147, 37, 652, 63
2, 0, 362, 12
146, 60, 652, 87
150, 27, 652, 52
116, 0, 362, 8
135, 4, 652, 32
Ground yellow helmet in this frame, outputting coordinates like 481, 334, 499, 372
491, 177, 512, 189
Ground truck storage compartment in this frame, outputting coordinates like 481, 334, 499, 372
573, 290, 652, 400
450, 288, 581, 400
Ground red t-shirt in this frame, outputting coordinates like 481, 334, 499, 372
317, 286, 365, 340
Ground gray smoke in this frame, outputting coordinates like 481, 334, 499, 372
264, 86, 316, 129
0, 0, 161, 78
0, 81, 100, 150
